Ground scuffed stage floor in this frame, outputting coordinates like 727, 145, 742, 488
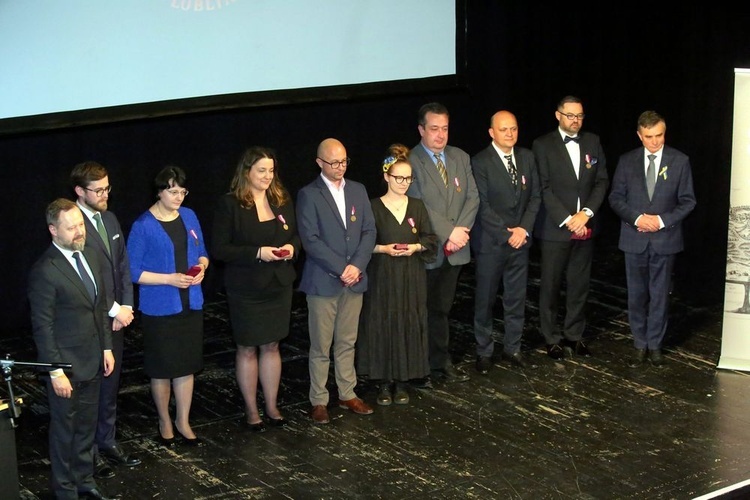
3, 252, 750, 499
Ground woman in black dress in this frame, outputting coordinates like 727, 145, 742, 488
212, 147, 300, 431
358, 144, 437, 406
127, 166, 209, 446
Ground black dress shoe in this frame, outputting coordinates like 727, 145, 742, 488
94, 453, 115, 479
156, 428, 175, 447
502, 351, 535, 369
410, 377, 433, 390
475, 356, 492, 375
377, 383, 393, 406
629, 348, 647, 368
547, 344, 564, 360
563, 339, 591, 357
435, 364, 470, 384
79, 487, 118, 499
101, 444, 141, 467
649, 348, 664, 367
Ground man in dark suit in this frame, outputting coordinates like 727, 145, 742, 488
71, 162, 140, 478
407, 102, 479, 384
608, 111, 696, 367
297, 138, 377, 424
471, 110, 541, 374
532, 95, 609, 360
28, 198, 116, 500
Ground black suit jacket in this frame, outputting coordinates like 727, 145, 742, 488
211, 193, 301, 291
81, 207, 133, 310
532, 130, 609, 241
28, 245, 112, 381
471, 145, 541, 253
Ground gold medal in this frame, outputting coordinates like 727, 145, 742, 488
283, 224, 289, 230
412, 227, 417, 234
586, 163, 592, 169
350, 215, 357, 222
456, 187, 462, 192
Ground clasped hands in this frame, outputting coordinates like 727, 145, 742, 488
444, 226, 471, 254
565, 211, 590, 238
340, 264, 362, 287
636, 214, 661, 232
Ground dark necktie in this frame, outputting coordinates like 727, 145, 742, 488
73, 252, 96, 302
564, 135, 580, 143
434, 153, 448, 187
646, 154, 656, 200
505, 154, 517, 187
93, 212, 110, 255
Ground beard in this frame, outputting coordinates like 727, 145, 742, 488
68, 237, 86, 252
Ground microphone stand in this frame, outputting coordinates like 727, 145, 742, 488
1, 354, 72, 429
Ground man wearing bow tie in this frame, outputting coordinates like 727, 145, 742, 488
532, 95, 609, 361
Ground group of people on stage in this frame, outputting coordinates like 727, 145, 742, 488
26, 96, 696, 499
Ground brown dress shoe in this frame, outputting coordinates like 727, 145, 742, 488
338, 397, 374, 415
310, 405, 330, 424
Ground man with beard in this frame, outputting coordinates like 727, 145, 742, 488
28, 198, 116, 499
71, 162, 140, 478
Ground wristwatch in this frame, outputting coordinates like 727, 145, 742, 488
583, 208, 594, 218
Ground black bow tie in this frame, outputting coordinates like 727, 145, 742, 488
564, 135, 580, 144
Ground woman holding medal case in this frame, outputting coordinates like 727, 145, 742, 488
357, 144, 437, 406
211, 146, 300, 431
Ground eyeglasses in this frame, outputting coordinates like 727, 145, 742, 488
388, 174, 414, 184
165, 189, 189, 197
83, 185, 112, 197
559, 112, 586, 121
318, 157, 351, 169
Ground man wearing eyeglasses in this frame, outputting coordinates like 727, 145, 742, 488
532, 95, 609, 361
471, 110, 541, 374
71, 161, 141, 479
407, 102, 479, 386
297, 138, 377, 424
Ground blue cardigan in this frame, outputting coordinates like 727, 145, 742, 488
127, 207, 208, 316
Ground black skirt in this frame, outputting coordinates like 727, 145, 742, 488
142, 309, 204, 379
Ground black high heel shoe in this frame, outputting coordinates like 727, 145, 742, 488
175, 426, 204, 447
264, 415, 288, 428
243, 420, 267, 432
156, 428, 175, 447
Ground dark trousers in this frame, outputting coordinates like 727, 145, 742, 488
47, 375, 101, 499
473, 245, 529, 357
538, 239, 593, 345
96, 329, 123, 451
426, 260, 462, 371
624, 246, 675, 350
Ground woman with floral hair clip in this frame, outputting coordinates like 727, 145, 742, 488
357, 143, 437, 406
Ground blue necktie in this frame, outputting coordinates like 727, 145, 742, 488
73, 252, 96, 302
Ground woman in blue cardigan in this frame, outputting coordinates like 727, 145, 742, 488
127, 166, 209, 447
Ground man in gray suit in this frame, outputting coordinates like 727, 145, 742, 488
297, 138, 377, 424
471, 110, 540, 374
608, 110, 696, 367
407, 102, 479, 385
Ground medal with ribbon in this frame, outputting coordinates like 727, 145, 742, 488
408, 217, 417, 234
189, 229, 199, 246
350, 205, 356, 222
278, 214, 288, 230
453, 177, 461, 192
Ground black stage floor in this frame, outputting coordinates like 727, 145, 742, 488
2, 250, 750, 500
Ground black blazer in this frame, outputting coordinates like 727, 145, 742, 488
211, 193, 301, 291
81, 207, 133, 308
471, 145, 541, 254
28, 245, 112, 381
532, 130, 609, 242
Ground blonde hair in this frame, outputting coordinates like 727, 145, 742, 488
381, 143, 410, 173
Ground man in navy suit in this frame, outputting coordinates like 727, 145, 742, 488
608, 111, 696, 367
297, 138, 377, 424
532, 96, 609, 360
407, 102, 479, 385
471, 110, 540, 374
71, 161, 141, 478
28, 198, 116, 500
